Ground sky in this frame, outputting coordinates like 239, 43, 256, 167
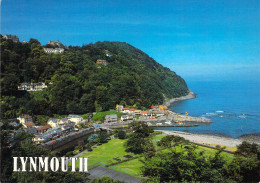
1, 0, 260, 82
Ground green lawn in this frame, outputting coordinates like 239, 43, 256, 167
77, 134, 234, 178
109, 158, 144, 178
78, 139, 135, 169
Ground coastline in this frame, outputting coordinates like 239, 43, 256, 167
161, 91, 260, 145
158, 130, 260, 147
164, 91, 196, 107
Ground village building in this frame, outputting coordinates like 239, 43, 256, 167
150, 110, 165, 117
129, 109, 135, 115
37, 125, 52, 134
48, 40, 66, 48
122, 108, 130, 113
140, 111, 148, 116
25, 127, 37, 134
3, 34, 19, 42
18, 82, 48, 91
121, 115, 134, 121
23, 122, 35, 128
105, 50, 112, 57
116, 104, 124, 112
48, 118, 69, 128
17, 114, 33, 124
96, 59, 108, 68
68, 114, 84, 125
105, 114, 118, 123
43, 48, 64, 54
47, 119, 59, 128
134, 110, 142, 115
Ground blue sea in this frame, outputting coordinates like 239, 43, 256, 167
159, 81, 260, 138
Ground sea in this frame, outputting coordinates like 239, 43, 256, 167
158, 81, 260, 138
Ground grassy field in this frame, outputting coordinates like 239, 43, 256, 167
78, 139, 135, 169
77, 134, 234, 178
109, 158, 144, 178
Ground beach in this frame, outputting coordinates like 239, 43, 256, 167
158, 130, 260, 147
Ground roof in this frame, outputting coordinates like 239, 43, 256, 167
48, 118, 59, 123
37, 125, 51, 131
141, 111, 147, 114
129, 109, 135, 111
24, 122, 35, 127
60, 118, 68, 122
123, 108, 129, 110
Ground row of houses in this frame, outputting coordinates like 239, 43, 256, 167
16, 114, 84, 135
116, 104, 167, 117
47, 114, 84, 127
104, 114, 134, 123
18, 82, 48, 91
33, 125, 74, 143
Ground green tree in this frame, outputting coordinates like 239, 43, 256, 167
118, 130, 126, 139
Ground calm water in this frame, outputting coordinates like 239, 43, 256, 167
160, 81, 260, 138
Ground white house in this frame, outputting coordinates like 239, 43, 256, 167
68, 114, 84, 125
105, 114, 118, 123
47, 119, 60, 128
116, 104, 124, 112
17, 114, 33, 124
3, 34, 19, 42
47, 118, 69, 128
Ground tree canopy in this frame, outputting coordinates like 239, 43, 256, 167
1, 36, 189, 118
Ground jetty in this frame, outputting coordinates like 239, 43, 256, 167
168, 111, 211, 123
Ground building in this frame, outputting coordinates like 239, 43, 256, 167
43, 48, 64, 54
25, 127, 37, 134
105, 114, 118, 123
105, 50, 112, 57
47, 118, 69, 128
68, 114, 84, 125
116, 104, 124, 112
37, 125, 52, 134
96, 59, 108, 67
3, 34, 19, 42
122, 108, 130, 114
129, 109, 135, 115
121, 115, 134, 121
134, 110, 142, 115
17, 114, 33, 124
23, 122, 35, 128
18, 82, 48, 91
140, 111, 148, 116
47, 119, 60, 128
48, 40, 66, 48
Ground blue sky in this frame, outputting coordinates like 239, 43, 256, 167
1, 0, 259, 82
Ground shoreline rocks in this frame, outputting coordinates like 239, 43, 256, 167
164, 91, 196, 107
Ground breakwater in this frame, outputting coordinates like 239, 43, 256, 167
172, 115, 211, 123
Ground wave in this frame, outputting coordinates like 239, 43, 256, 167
216, 111, 224, 113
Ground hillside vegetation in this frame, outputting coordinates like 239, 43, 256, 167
1, 36, 188, 118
